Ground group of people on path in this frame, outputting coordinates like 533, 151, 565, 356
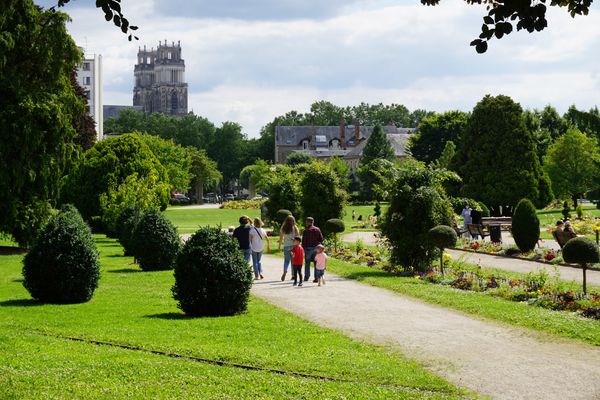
278, 215, 327, 286
230, 214, 328, 286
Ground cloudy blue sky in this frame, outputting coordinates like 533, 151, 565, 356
36, 0, 600, 136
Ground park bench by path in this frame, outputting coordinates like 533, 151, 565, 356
467, 223, 490, 240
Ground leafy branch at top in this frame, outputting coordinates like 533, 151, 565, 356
421, 0, 592, 53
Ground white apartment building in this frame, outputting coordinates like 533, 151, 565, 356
76, 50, 103, 141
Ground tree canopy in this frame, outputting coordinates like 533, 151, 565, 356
410, 111, 469, 164
361, 125, 395, 165
453, 95, 553, 214
0, 1, 82, 246
544, 128, 600, 203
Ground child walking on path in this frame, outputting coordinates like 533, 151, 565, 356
291, 237, 304, 287
314, 244, 327, 286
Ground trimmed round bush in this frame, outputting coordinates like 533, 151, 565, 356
172, 226, 253, 316
116, 206, 140, 256
512, 198, 540, 252
563, 237, 600, 294
22, 205, 100, 303
131, 209, 180, 271
325, 218, 345, 235
427, 225, 457, 249
427, 225, 457, 275
276, 209, 292, 223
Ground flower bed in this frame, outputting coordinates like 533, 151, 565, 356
417, 258, 600, 321
459, 239, 565, 265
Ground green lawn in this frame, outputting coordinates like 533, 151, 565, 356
325, 257, 600, 347
0, 236, 465, 399
164, 203, 383, 234
537, 205, 600, 239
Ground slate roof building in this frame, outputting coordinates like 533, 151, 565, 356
275, 121, 416, 172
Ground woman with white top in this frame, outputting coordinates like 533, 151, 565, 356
249, 217, 270, 280
278, 215, 299, 282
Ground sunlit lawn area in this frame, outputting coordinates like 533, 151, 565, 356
0, 235, 465, 399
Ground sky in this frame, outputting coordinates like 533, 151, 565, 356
36, 0, 600, 137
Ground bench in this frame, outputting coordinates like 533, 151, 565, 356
453, 222, 467, 236
467, 224, 490, 240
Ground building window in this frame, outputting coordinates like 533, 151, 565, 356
147, 57, 151, 64
171, 92, 178, 113
302, 140, 308, 150
82, 62, 90, 71
167, 52, 172, 60
84, 90, 91, 100
83, 76, 91, 85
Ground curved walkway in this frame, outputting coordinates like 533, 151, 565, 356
343, 231, 600, 287
254, 254, 600, 400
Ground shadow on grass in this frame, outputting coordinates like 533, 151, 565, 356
0, 298, 42, 307
108, 268, 141, 274
0, 246, 28, 255
12, 278, 24, 283
144, 312, 193, 320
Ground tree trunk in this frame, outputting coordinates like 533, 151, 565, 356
583, 263, 588, 295
195, 180, 204, 204
440, 247, 445, 275
573, 194, 579, 210
249, 181, 256, 198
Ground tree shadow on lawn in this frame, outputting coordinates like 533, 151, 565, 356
144, 312, 194, 320
0, 298, 43, 307
107, 268, 142, 273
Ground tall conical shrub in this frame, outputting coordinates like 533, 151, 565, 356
512, 198, 540, 252
22, 205, 100, 303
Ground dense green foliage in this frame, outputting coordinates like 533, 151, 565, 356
380, 161, 454, 271
562, 237, 600, 265
22, 205, 99, 303
264, 171, 301, 223
138, 134, 193, 192
361, 125, 395, 165
173, 227, 253, 316
432, 141, 457, 169
544, 128, 600, 205
285, 152, 313, 166
276, 209, 293, 223
299, 162, 347, 227
453, 95, 553, 215
0, 2, 82, 246
325, 218, 346, 235
131, 209, 180, 271
358, 159, 397, 201
410, 111, 469, 164
63, 133, 170, 221
511, 199, 540, 252
115, 206, 140, 256
565, 105, 600, 141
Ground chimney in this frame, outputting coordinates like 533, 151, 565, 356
339, 119, 346, 148
354, 119, 360, 143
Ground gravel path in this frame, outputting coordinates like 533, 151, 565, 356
253, 254, 600, 400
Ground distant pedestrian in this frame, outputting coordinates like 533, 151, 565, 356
232, 216, 251, 263
352, 210, 356, 221
461, 204, 473, 239
302, 217, 324, 282
278, 215, 299, 281
314, 244, 327, 286
249, 217, 270, 280
291, 236, 304, 287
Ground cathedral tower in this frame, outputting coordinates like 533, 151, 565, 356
133, 40, 188, 116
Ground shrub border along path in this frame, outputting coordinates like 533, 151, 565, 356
256, 254, 600, 400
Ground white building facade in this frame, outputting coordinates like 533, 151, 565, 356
76, 51, 103, 141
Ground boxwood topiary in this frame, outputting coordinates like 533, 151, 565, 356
427, 225, 457, 275
22, 205, 100, 304
131, 209, 180, 271
562, 237, 600, 294
512, 198, 540, 253
116, 206, 140, 256
172, 226, 253, 316
276, 209, 292, 223
325, 218, 346, 251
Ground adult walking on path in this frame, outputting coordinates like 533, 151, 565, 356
301, 217, 323, 283
252, 254, 600, 400
232, 216, 251, 263
278, 215, 299, 281
249, 217, 269, 280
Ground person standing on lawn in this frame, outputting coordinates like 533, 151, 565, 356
232, 216, 252, 263
249, 217, 270, 280
302, 217, 323, 282
278, 215, 300, 281
291, 236, 305, 287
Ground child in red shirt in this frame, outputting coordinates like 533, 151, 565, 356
291, 236, 305, 287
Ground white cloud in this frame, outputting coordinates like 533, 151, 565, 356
47, 0, 600, 136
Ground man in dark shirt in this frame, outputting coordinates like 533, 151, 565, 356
301, 217, 323, 282
232, 216, 252, 263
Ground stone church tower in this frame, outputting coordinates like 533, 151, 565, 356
133, 40, 188, 116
